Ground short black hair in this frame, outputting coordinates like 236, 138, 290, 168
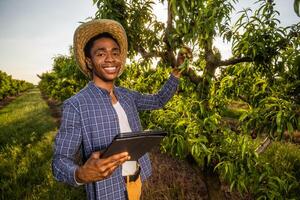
84, 32, 120, 58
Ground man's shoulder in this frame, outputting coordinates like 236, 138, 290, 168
116, 86, 130, 93
116, 86, 136, 97
63, 84, 91, 106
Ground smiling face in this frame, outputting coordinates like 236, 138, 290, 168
86, 37, 122, 83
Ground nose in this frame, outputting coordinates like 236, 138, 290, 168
105, 52, 114, 62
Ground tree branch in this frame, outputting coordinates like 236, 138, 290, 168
255, 137, 272, 154
182, 68, 203, 85
218, 56, 253, 66
136, 46, 162, 60
162, 1, 176, 67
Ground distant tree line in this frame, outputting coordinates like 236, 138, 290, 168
0, 70, 34, 101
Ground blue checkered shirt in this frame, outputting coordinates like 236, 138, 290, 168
52, 73, 179, 200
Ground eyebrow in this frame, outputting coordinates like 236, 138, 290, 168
95, 47, 120, 52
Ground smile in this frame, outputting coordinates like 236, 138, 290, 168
103, 66, 118, 73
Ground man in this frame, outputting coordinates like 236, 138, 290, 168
52, 19, 187, 200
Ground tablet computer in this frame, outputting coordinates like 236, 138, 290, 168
100, 130, 167, 160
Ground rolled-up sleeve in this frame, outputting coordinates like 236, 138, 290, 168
132, 73, 179, 111
52, 101, 82, 186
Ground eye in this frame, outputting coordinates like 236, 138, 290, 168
113, 51, 120, 56
96, 52, 106, 57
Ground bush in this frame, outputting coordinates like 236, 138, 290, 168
0, 70, 34, 100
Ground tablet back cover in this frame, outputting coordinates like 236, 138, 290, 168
101, 130, 167, 160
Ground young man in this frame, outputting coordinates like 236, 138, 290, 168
52, 19, 186, 200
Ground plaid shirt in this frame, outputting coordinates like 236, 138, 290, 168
52, 74, 179, 200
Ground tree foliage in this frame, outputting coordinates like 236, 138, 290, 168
38, 0, 300, 198
0, 70, 34, 100
38, 48, 89, 101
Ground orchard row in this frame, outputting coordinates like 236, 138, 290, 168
0, 70, 34, 101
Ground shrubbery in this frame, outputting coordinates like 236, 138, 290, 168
38, 48, 88, 101
0, 70, 34, 101
119, 64, 300, 199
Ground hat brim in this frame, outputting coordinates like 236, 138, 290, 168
73, 19, 128, 78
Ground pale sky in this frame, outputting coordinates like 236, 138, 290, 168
0, 0, 299, 84
0, 0, 97, 84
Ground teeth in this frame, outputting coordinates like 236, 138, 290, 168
104, 67, 117, 73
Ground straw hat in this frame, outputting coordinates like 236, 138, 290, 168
73, 19, 128, 78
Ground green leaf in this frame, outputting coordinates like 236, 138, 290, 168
181, 1, 189, 15
171, 0, 178, 16
198, 135, 208, 143
294, 0, 300, 17
239, 112, 248, 122
207, 153, 211, 164
259, 172, 267, 182
241, 141, 246, 160
178, 58, 190, 73
92, 0, 98, 5
230, 180, 236, 192
287, 122, 294, 134
240, 180, 247, 192
214, 161, 224, 171
191, 145, 199, 157
276, 111, 283, 133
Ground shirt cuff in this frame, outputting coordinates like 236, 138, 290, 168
169, 73, 180, 87
170, 72, 179, 80
73, 166, 84, 186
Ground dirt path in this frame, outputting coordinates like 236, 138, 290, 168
142, 147, 209, 200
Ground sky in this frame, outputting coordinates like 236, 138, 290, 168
0, 0, 299, 84
0, 0, 97, 84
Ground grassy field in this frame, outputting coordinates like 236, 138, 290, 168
0, 88, 85, 199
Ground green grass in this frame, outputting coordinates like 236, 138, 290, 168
0, 88, 85, 199
260, 141, 300, 180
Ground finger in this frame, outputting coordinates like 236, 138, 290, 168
101, 152, 129, 165
104, 161, 121, 173
176, 59, 185, 67
177, 55, 184, 62
177, 52, 185, 58
110, 152, 129, 159
90, 151, 101, 159
107, 164, 119, 175
106, 156, 128, 172
102, 164, 119, 178
119, 155, 131, 164
96, 154, 131, 179
109, 154, 130, 167
100, 158, 121, 171
97, 158, 124, 176
98, 154, 129, 171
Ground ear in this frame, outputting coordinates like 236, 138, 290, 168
86, 57, 93, 69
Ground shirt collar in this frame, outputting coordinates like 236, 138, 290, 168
88, 81, 120, 97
